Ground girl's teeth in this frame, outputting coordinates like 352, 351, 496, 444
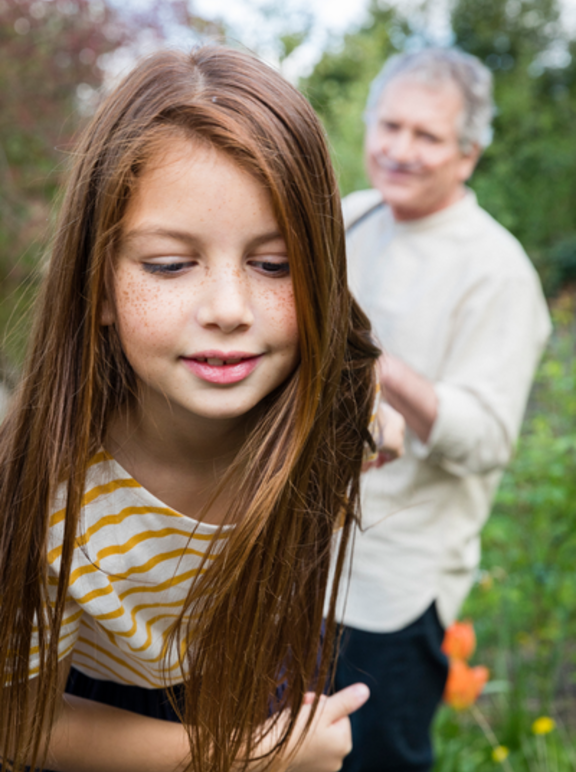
196, 357, 246, 366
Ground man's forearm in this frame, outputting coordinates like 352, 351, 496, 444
379, 354, 438, 444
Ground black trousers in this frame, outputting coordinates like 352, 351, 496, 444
64, 666, 290, 720
64, 666, 183, 720
334, 603, 448, 772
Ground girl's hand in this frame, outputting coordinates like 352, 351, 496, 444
284, 683, 370, 772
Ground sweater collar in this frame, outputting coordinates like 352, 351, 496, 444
390, 189, 478, 234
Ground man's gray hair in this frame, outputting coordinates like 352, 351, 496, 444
365, 48, 495, 153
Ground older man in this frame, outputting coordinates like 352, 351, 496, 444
333, 49, 551, 771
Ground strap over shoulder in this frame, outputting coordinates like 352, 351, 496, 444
342, 189, 385, 234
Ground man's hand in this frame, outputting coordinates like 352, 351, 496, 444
378, 353, 438, 444
364, 402, 405, 470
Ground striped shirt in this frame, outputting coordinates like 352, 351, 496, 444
30, 450, 230, 688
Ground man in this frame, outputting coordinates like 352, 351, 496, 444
333, 48, 551, 771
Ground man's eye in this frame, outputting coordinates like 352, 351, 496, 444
142, 261, 194, 275
252, 260, 290, 277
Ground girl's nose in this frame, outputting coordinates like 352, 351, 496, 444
196, 266, 254, 333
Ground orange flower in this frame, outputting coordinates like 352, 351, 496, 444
444, 659, 489, 710
442, 620, 476, 661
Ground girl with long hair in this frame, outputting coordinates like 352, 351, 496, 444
0, 45, 381, 772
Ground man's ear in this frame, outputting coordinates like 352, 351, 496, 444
459, 143, 481, 182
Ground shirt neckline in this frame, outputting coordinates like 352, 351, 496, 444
100, 449, 234, 533
391, 189, 478, 235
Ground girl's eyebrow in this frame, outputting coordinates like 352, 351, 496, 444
249, 231, 286, 248
121, 227, 200, 248
122, 227, 285, 247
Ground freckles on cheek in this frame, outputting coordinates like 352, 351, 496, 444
267, 285, 299, 346
118, 280, 154, 330
115, 276, 181, 352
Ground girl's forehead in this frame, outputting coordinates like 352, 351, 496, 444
140, 133, 213, 175
120, 133, 279, 242
133, 134, 266, 199
126, 139, 226, 220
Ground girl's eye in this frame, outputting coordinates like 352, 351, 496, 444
251, 260, 290, 277
142, 261, 195, 276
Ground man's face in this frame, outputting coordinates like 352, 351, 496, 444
365, 76, 479, 221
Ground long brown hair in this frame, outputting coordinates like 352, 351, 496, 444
0, 46, 379, 771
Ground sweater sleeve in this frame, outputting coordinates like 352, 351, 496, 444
411, 273, 551, 477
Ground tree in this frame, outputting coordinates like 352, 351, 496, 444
0, 0, 127, 259
301, 1, 405, 194
451, 0, 576, 294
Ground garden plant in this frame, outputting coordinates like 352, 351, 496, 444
434, 294, 576, 771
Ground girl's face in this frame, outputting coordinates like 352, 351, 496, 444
103, 137, 299, 432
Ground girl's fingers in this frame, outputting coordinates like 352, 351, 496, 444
323, 683, 370, 724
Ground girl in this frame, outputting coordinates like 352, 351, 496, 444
0, 45, 381, 772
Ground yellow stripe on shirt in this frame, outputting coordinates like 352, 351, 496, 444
28, 453, 231, 688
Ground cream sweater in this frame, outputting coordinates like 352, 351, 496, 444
333, 189, 551, 631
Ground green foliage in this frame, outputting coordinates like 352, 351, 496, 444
434, 297, 576, 769
545, 237, 576, 295
434, 704, 576, 772
451, 0, 562, 61
451, 0, 576, 296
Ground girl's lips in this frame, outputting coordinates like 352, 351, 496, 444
182, 355, 262, 384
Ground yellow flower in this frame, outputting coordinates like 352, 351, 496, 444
532, 716, 556, 735
492, 745, 509, 763
479, 572, 494, 591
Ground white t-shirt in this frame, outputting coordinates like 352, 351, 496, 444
331, 189, 551, 632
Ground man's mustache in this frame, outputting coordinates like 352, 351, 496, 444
375, 157, 423, 174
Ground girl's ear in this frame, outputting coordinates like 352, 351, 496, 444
101, 260, 116, 325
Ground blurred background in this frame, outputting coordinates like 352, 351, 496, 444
0, 0, 575, 768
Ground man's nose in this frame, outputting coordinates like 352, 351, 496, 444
196, 265, 254, 333
387, 129, 417, 164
